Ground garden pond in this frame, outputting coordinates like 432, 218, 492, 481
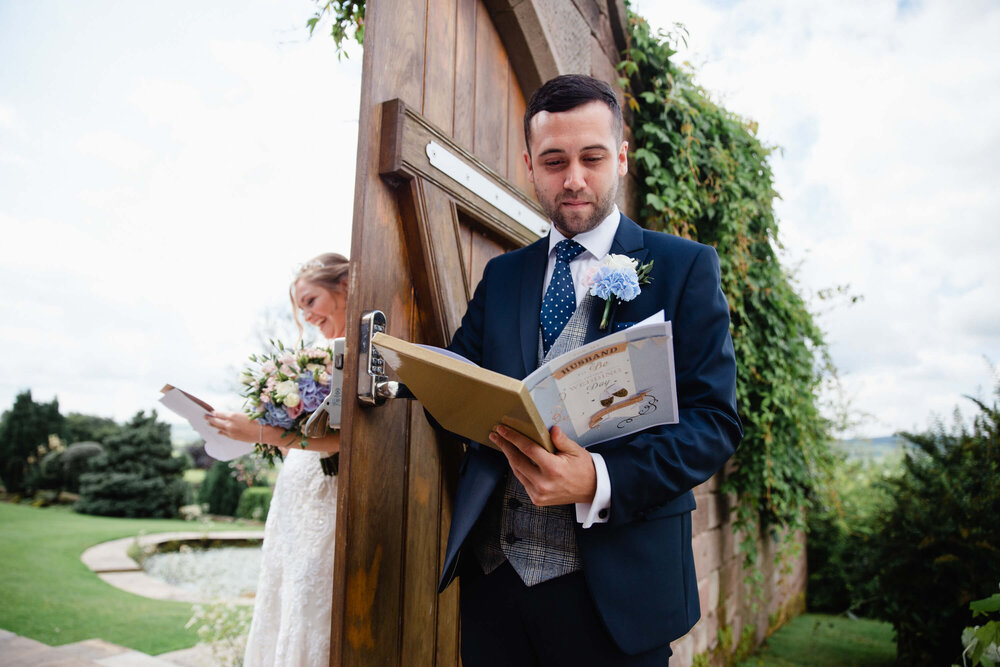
142, 541, 263, 601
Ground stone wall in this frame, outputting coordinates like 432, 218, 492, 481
673, 474, 808, 665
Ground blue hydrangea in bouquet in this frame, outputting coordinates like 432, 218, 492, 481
241, 339, 335, 465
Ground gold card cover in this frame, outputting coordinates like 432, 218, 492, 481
372, 332, 553, 452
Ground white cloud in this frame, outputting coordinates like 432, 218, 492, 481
75, 130, 155, 169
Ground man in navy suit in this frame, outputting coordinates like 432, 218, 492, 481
439, 74, 742, 666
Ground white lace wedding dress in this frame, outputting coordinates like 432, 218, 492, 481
243, 448, 338, 666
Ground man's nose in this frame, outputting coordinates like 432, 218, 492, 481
563, 160, 586, 192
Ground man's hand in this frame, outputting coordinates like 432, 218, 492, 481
490, 424, 596, 506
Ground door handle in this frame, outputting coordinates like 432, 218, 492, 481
358, 310, 414, 406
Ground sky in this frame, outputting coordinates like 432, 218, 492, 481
1, 1, 997, 441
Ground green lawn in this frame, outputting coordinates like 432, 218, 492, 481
0, 501, 255, 655
2, 501, 898, 663
738, 613, 896, 666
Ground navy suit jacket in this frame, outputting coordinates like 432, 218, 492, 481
438, 214, 742, 655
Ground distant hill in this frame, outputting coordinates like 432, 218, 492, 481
833, 435, 910, 461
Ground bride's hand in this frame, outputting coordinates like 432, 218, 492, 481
205, 411, 260, 443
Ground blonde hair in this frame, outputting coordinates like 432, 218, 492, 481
290, 252, 350, 337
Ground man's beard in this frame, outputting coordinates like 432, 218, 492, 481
540, 184, 618, 237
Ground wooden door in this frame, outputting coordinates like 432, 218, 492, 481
329, 1, 548, 664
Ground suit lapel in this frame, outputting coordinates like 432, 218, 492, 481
518, 239, 548, 377
584, 214, 650, 344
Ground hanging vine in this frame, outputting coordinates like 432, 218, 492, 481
307, 0, 365, 58
617, 12, 836, 575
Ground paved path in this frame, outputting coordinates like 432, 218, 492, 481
0, 629, 218, 667
2, 530, 264, 666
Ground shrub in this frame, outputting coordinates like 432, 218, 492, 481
36, 448, 66, 489
60, 441, 104, 493
235, 486, 272, 521
76, 411, 187, 518
806, 453, 896, 616
871, 383, 1000, 664
198, 461, 251, 517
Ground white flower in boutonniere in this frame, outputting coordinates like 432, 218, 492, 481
587, 254, 654, 330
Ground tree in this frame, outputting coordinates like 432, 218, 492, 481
63, 412, 120, 445
75, 411, 187, 518
0, 390, 64, 493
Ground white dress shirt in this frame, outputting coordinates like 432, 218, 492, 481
542, 206, 620, 528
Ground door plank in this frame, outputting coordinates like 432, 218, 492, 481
473, 1, 509, 175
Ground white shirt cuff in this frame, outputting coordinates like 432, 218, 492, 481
575, 452, 611, 528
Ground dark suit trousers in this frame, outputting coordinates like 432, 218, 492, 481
459, 560, 672, 666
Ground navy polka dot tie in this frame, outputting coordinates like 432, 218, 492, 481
541, 239, 585, 356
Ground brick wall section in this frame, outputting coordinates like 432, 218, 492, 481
672, 475, 808, 666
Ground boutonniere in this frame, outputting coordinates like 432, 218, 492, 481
586, 255, 654, 330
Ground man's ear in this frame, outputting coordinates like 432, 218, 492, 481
618, 141, 629, 177
523, 149, 534, 183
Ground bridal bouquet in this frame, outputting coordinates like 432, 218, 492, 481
241, 340, 335, 464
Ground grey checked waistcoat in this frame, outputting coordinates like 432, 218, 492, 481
471, 295, 597, 586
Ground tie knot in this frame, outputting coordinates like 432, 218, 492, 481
554, 239, 584, 263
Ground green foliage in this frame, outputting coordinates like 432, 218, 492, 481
198, 461, 251, 517
35, 441, 105, 493
0, 390, 64, 493
76, 411, 187, 518
36, 448, 67, 490
806, 454, 897, 616
619, 13, 834, 573
235, 485, 273, 521
63, 412, 120, 445
871, 384, 1000, 664
962, 587, 1000, 666
59, 444, 105, 493
307, 0, 364, 58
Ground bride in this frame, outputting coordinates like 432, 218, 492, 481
207, 252, 349, 666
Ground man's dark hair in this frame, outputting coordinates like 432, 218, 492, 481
523, 74, 623, 154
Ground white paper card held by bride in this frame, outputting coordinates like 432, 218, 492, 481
159, 385, 254, 461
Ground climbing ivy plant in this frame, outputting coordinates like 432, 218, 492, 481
618, 13, 835, 574
307, 0, 365, 58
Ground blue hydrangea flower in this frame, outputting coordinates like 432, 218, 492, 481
260, 401, 295, 429
298, 374, 331, 413
589, 266, 641, 302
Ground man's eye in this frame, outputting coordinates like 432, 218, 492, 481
545, 160, 564, 168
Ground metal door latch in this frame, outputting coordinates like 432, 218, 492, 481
358, 310, 414, 406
